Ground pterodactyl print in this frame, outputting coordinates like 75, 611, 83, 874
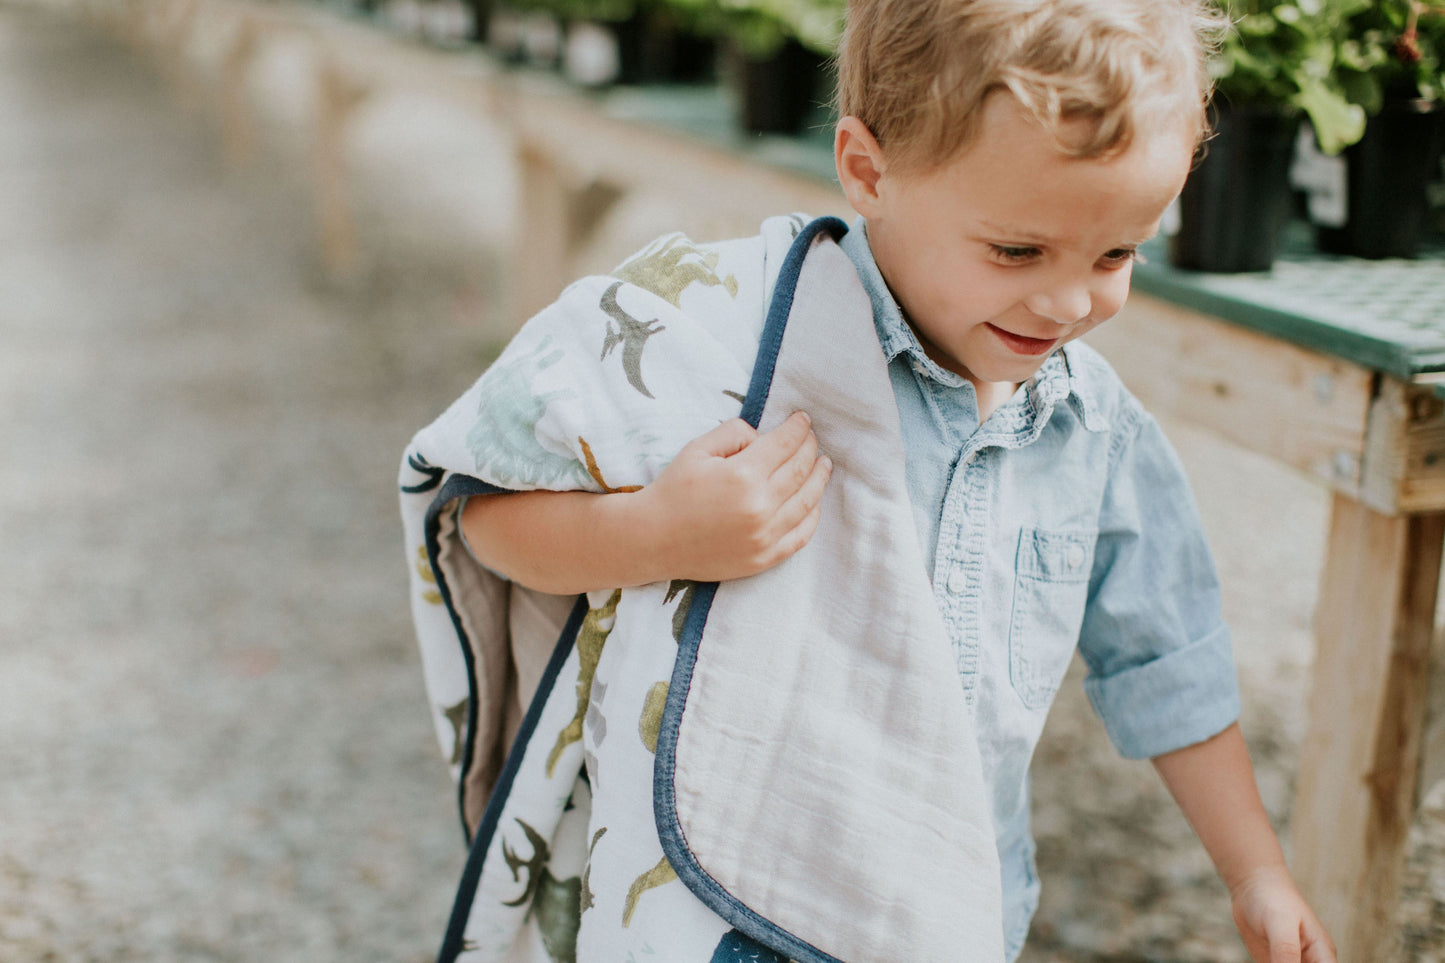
600, 282, 665, 399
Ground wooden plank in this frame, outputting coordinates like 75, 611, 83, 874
514, 140, 576, 322
503, 76, 850, 238
1359, 378, 1445, 515
311, 56, 370, 277
1290, 495, 1445, 962
218, 14, 260, 166
1085, 293, 1374, 491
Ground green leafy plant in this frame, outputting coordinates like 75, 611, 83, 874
510, 0, 637, 22
669, 0, 843, 58
1209, 0, 1367, 153
1334, 0, 1445, 112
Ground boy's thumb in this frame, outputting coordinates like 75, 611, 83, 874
695, 418, 758, 458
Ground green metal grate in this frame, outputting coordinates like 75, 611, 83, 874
1134, 230, 1445, 379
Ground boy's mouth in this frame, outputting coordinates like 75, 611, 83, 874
987, 324, 1059, 356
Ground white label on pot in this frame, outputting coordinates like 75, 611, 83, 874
564, 21, 620, 88
1290, 126, 1348, 228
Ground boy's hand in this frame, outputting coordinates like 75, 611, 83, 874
1230, 865, 1337, 963
637, 411, 832, 583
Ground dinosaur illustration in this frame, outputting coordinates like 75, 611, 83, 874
722, 389, 747, 406
546, 590, 622, 777
401, 451, 445, 493
613, 234, 740, 308
467, 334, 594, 490
415, 545, 443, 605
442, 696, 468, 767
711, 928, 791, 962
579, 436, 643, 493
665, 579, 698, 644
637, 681, 669, 754
600, 282, 666, 400
584, 679, 607, 787
579, 826, 607, 915
502, 818, 583, 963
621, 639, 685, 925
622, 854, 678, 927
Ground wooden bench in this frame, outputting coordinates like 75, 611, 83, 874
112, 1, 1445, 956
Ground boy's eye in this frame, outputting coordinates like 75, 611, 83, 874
1099, 247, 1141, 267
989, 244, 1041, 264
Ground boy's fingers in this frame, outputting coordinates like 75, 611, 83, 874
771, 502, 824, 565
773, 455, 832, 533
1300, 919, 1337, 963
738, 411, 813, 471
768, 427, 820, 497
1265, 917, 1302, 963
692, 418, 758, 458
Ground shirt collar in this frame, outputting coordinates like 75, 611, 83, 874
839, 216, 1108, 432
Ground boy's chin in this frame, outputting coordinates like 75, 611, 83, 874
967, 353, 1058, 387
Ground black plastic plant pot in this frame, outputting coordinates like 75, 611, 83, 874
729, 39, 825, 135
613, 10, 717, 85
1169, 106, 1301, 273
461, 0, 492, 43
1315, 99, 1444, 260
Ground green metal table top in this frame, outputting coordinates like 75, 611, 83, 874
1133, 227, 1445, 381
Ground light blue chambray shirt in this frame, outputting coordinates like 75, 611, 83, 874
838, 219, 1241, 959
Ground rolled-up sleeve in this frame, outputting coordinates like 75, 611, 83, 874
1077, 410, 1240, 759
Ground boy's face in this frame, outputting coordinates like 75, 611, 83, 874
836, 95, 1195, 391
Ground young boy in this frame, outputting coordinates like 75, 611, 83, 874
401, 1, 1336, 960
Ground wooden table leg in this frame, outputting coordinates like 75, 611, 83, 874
312, 57, 370, 277
1292, 492, 1445, 961
219, 17, 259, 166
514, 140, 574, 323
512, 139, 625, 323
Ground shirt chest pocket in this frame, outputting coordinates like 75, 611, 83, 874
1009, 528, 1096, 710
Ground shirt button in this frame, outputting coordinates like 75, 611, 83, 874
1065, 544, 1086, 571
946, 568, 967, 594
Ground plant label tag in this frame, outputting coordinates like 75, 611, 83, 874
1289, 126, 1347, 229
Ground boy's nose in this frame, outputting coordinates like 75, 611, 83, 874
1024, 286, 1092, 325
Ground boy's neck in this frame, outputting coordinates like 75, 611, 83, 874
902, 312, 1020, 422
974, 379, 1019, 423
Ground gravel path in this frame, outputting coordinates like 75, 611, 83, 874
3, 5, 1443, 961
0, 9, 490, 959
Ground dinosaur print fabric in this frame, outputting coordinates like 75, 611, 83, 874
399, 217, 1005, 963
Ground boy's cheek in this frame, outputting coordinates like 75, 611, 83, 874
1067, 315, 1111, 344
1094, 277, 1133, 324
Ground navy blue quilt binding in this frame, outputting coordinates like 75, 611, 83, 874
422, 473, 590, 962
435, 595, 587, 963
654, 215, 849, 963
738, 216, 848, 429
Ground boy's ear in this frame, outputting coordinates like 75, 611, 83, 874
834, 116, 887, 218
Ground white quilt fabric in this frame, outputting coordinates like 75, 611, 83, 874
399, 215, 1004, 963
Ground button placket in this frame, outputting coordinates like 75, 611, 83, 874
933, 446, 990, 699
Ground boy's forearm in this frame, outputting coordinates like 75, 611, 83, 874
1151, 722, 1288, 893
461, 490, 663, 595
458, 415, 831, 595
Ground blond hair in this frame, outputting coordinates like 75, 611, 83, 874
835, 0, 1224, 172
